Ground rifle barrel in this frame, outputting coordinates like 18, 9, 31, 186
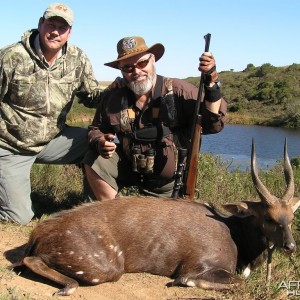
184, 33, 211, 200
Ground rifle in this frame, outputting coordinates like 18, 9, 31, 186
172, 33, 211, 200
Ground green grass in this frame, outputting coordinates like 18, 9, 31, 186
30, 164, 89, 217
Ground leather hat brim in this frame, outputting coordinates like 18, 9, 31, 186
104, 43, 165, 69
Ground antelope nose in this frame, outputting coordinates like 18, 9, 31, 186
284, 242, 296, 252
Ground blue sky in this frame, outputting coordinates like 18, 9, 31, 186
1, 0, 299, 81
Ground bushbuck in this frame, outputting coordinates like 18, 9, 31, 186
10, 141, 300, 296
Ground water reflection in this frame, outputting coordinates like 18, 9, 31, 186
201, 124, 300, 171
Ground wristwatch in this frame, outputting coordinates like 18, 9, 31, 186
214, 80, 221, 89
206, 79, 221, 89
204, 79, 222, 102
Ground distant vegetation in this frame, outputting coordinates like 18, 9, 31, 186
68, 64, 300, 129
185, 63, 300, 128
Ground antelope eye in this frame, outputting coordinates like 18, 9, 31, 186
265, 217, 275, 224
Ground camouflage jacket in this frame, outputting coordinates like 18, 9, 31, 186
0, 29, 103, 153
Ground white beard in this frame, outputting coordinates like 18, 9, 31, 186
126, 68, 156, 96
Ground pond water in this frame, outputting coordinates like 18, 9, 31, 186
201, 124, 300, 171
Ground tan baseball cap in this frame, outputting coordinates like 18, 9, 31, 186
104, 36, 165, 69
43, 3, 74, 26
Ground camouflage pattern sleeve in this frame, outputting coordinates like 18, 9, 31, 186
75, 52, 105, 109
0, 45, 12, 104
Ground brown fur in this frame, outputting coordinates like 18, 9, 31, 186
13, 197, 242, 295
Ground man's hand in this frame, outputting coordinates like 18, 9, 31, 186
199, 52, 218, 85
96, 133, 116, 159
108, 77, 125, 89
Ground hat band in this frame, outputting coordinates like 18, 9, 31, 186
118, 47, 148, 59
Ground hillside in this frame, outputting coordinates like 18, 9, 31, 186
185, 63, 300, 127
68, 64, 300, 128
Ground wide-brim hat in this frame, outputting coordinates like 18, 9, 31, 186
104, 36, 165, 69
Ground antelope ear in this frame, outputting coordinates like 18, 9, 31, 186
291, 197, 300, 213
222, 201, 263, 218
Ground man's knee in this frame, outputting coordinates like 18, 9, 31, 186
12, 211, 34, 225
84, 164, 98, 179
84, 164, 117, 200
0, 207, 34, 225
0, 178, 34, 225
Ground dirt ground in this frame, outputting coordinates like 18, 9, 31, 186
0, 223, 231, 300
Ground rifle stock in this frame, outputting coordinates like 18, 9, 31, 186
184, 33, 211, 200
184, 116, 202, 199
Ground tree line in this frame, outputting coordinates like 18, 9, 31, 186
185, 63, 300, 128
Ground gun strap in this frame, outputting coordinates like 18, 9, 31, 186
153, 75, 164, 99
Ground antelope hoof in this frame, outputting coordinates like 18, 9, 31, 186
54, 286, 78, 296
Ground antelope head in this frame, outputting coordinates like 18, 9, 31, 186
224, 139, 300, 253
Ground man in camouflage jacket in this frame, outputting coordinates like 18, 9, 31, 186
0, 3, 103, 224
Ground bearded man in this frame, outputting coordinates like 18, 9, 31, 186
83, 36, 227, 200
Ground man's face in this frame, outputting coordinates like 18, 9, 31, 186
119, 53, 156, 96
38, 17, 71, 54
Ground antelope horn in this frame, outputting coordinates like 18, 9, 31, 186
251, 139, 276, 205
281, 138, 294, 203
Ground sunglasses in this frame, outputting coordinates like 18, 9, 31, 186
120, 55, 152, 73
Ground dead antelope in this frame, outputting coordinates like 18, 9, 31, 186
9, 140, 300, 296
